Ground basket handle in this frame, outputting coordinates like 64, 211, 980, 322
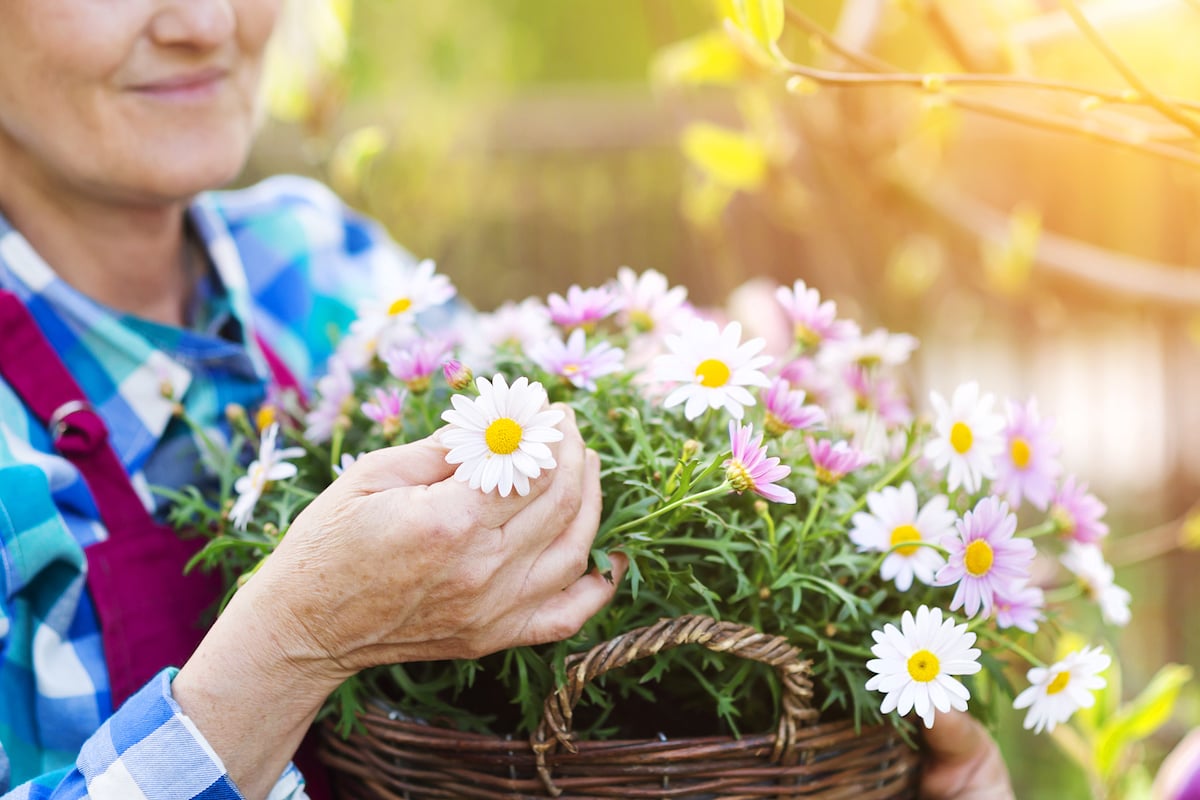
530, 614, 819, 797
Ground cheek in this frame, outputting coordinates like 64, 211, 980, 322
238, 0, 284, 56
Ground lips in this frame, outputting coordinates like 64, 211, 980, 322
129, 67, 229, 97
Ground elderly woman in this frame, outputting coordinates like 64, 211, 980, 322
0, 2, 627, 799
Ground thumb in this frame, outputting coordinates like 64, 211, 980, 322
340, 434, 455, 494
922, 709, 991, 765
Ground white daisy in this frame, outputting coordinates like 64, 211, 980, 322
1060, 543, 1132, 627
849, 482, 954, 591
440, 374, 564, 497
865, 605, 981, 728
1013, 646, 1110, 734
821, 328, 918, 369
653, 319, 772, 420
229, 424, 305, 530
924, 382, 1005, 493
354, 258, 457, 356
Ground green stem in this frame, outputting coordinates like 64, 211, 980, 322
1043, 583, 1083, 604
276, 483, 319, 502
607, 483, 731, 536
330, 424, 345, 481
1017, 519, 1059, 540
816, 637, 874, 659
799, 486, 828, 541
838, 449, 921, 525
973, 625, 1045, 668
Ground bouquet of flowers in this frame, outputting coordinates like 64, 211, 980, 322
170, 262, 1128, 748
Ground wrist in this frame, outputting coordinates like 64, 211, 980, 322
172, 572, 344, 800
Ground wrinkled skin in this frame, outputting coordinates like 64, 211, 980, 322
175, 408, 626, 799
920, 711, 1015, 799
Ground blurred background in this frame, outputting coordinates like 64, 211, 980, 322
247, 1, 1200, 795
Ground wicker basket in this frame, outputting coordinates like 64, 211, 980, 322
318, 615, 921, 799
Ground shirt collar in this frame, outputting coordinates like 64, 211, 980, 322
0, 197, 270, 472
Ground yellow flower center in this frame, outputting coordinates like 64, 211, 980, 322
889, 524, 923, 557
725, 461, 754, 493
1046, 671, 1071, 695
248, 462, 268, 488
907, 649, 940, 682
695, 358, 731, 388
563, 363, 581, 375
1011, 436, 1032, 469
388, 297, 413, 316
1051, 504, 1076, 536
950, 421, 973, 454
764, 412, 788, 438
964, 539, 995, 576
794, 322, 821, 350
629, 309, 655, 332
484, 417, 523, 455
255, 405, 277, 432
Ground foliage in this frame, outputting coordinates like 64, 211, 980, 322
164, 265, 1137, 751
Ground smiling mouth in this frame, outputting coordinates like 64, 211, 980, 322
129, 69, 229, 100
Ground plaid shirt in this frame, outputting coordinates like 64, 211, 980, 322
0, 176, 418, 799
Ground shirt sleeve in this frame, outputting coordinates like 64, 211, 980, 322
0, 670, 307, 800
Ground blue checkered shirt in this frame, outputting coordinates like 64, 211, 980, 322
0, 176, 418, 799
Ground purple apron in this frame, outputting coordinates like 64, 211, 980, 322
0, 291, 331, 799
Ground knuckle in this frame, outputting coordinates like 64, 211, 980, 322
544, 613, 585, 642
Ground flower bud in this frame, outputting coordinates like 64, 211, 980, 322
225, 403, 247, 425
443, 359, 473, 391
682, 439, 701, 460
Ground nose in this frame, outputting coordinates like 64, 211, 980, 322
149, 0, 237, 49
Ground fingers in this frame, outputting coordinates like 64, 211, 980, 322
340, 435, 456, 495
920, 710, 1013, 800
519, 554, 629, 646
500, 413, 591, 548
520, 449, 603, 590
922, 709, 991, 764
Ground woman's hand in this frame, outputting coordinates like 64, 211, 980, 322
252, 402, 625, 677
174, 404, 623, 800
920, 710, 1015, 799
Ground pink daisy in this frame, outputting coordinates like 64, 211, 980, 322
935, 496, 1036, 618
304, 356, 355, 443
612, 267, 692, 335
806, 437, 873, 485
774, 279, 860, 351
546, 285, 620, 330
361, 386, 407, 428
528, 329, 625, 391
383, 338, 452, 393
994, 398, 1062, 511
1050, 476, 1109, 544
993, 581, 1045, 634
843, 366, 913, 428
725, 422, 796, 504
478, 298, 554, 350
762, 378, 825, 436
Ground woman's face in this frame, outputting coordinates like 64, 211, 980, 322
0, 0, 280, 205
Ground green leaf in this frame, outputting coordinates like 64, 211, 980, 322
650, 30, 748, 87
681, 123, 768, 191
1095, 663, 1193, 779
729, 0, 785, 53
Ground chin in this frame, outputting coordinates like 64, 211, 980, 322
117, 134, 254, 202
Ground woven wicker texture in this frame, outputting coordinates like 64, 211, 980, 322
319, 615, 921, 799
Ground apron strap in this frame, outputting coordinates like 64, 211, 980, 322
0, 291, 150, 535
0, 291, 305, 536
